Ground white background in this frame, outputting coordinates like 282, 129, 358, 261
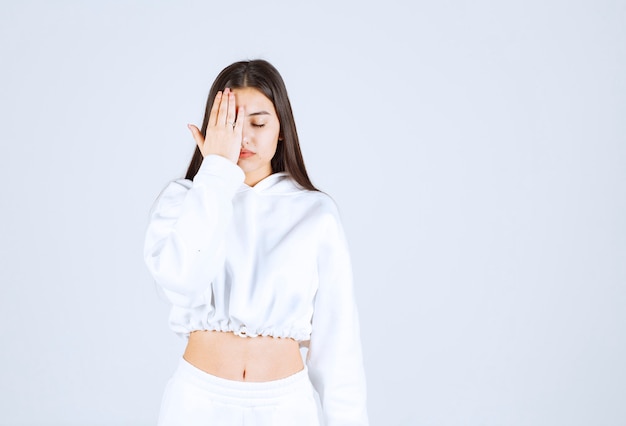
1, 1, 625, 425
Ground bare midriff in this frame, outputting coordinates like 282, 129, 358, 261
183, 330, 304, 382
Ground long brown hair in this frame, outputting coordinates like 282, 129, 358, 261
185, 60, 318, 191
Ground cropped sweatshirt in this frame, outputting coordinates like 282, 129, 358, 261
144, 155, 368, 425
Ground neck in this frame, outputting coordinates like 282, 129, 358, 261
244, 168, 273, 187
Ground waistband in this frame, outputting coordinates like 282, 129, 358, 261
173, 358, 311, 404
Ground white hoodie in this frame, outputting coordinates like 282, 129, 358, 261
144, 154, 368, 425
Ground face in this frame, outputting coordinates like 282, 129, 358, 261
232, 87, 281, 186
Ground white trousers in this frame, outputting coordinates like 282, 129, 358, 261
158, 358, 322, 426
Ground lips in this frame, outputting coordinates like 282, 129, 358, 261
239, 149, 254, 159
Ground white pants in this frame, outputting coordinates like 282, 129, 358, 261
158, 358, 322, 426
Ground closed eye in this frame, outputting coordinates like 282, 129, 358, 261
252, 123, 265, 128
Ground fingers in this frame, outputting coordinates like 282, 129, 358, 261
234, 106, 245, 134
208, 91, 222, 127
208, 88, 239, 129
194, 87, 241, 161
187, 124, 204, 149
226, 89, 236, 128
216, 88, 232, 127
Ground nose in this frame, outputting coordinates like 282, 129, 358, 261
241, 126, 251, 146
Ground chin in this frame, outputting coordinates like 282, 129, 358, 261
237, 163, 255, 175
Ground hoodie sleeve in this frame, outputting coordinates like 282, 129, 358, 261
306, 200, 369, 426
143, 155, 244, 308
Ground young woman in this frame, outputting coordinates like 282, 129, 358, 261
144, 59, 368, 425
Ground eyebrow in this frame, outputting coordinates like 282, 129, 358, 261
247, 111, 272, 117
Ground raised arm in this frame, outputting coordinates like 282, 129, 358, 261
144, 88, 246, 307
